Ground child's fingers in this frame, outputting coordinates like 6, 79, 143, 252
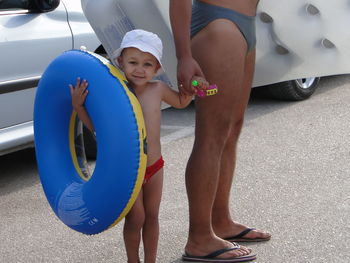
82, 89, 89, 99
69, 84, 74, 95
202, 80, 209, 90
196, 79, 204, 89
200, 78, 209, 90
75, 77, 81, 89
75, 79, 86, 95
82, 81, 89, 95
199, 77, 209, 89
195, 78, 208, 91
192, 76, 207, 90
81, 81, 88, 93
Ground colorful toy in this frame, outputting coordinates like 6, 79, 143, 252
191, 80, 218, 97
34, 50, 147, 235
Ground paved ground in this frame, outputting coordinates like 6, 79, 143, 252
1, 75, 350, 262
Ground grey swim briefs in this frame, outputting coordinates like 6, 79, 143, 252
191, 0, 257, 52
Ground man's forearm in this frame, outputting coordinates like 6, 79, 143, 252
169, 0, 192, 59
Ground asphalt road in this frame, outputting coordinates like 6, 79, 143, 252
1, 75, 350, 263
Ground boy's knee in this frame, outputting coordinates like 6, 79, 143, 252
126, 213, 145, 229
144, 210, 159, 224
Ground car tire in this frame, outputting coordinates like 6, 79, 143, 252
262, 77, 321, 101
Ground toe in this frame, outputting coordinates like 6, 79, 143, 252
239, 245, 252, 255
253, 229, 271, 239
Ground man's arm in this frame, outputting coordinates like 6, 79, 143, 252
169, 0, 204, 95
169, 0, 192, 61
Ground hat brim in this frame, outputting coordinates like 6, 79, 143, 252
111, 46, 164, 76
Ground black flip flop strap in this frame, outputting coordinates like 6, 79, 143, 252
204, 247, 238, 259
232, 228, 256, 238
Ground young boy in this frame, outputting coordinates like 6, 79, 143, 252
70, 29, 208, 263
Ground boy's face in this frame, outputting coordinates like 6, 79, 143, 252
116, 47, 160, 87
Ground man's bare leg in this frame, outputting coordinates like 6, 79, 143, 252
184, 19, 253, 258
212, 50, 271, 241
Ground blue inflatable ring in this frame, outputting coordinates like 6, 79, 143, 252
34, 50, 147, 235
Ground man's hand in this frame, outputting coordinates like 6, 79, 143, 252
191, 76, 209, 94
177, 56, 205, 96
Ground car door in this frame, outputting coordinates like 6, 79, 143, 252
0, 0, 72, 129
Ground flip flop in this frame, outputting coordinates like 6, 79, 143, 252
182, 247, 257, 262
224, 228, 271, 242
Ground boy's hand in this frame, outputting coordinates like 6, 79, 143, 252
70, 78, 88, 110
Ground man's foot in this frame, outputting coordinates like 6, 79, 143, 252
224, 227, 271, 242
182, 245, 256, 262
216, 222, 271, 242
184, 235, 255, 261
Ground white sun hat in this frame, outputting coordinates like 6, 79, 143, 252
112, 29, 164, 75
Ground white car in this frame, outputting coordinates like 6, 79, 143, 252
2, 0, 350, 157
0, 0, 103, 156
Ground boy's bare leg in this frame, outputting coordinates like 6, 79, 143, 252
183, 19, 253, 258
142, 169, 163, 263
212, 50, 271, 240
124, 191, 145, 263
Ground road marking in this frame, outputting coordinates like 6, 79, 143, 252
161, 126, 194, 144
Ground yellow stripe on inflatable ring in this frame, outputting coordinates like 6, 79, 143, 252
69, 51, 148, 227
69, 111, 89, 181
34, 50, 147, 235
68, 69, 146, 227
104, 60, 147, 228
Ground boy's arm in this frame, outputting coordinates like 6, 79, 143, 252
70, 78, 95, 133
161, 82, 193, 109
73, 106, 95, 133
161, 75, 210, 108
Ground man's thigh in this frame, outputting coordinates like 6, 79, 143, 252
191, 19, 250, 129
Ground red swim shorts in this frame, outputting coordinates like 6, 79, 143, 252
143, 156, 164, 185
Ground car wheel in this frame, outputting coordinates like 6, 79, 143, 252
262, 77, 321, 101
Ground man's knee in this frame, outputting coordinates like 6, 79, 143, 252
195, 124, 231, 151
195, 106, 245, 148
227, 117, 245, 142
232, 117, 245, 133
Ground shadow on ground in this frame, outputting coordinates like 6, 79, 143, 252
0, 148, 38, 196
